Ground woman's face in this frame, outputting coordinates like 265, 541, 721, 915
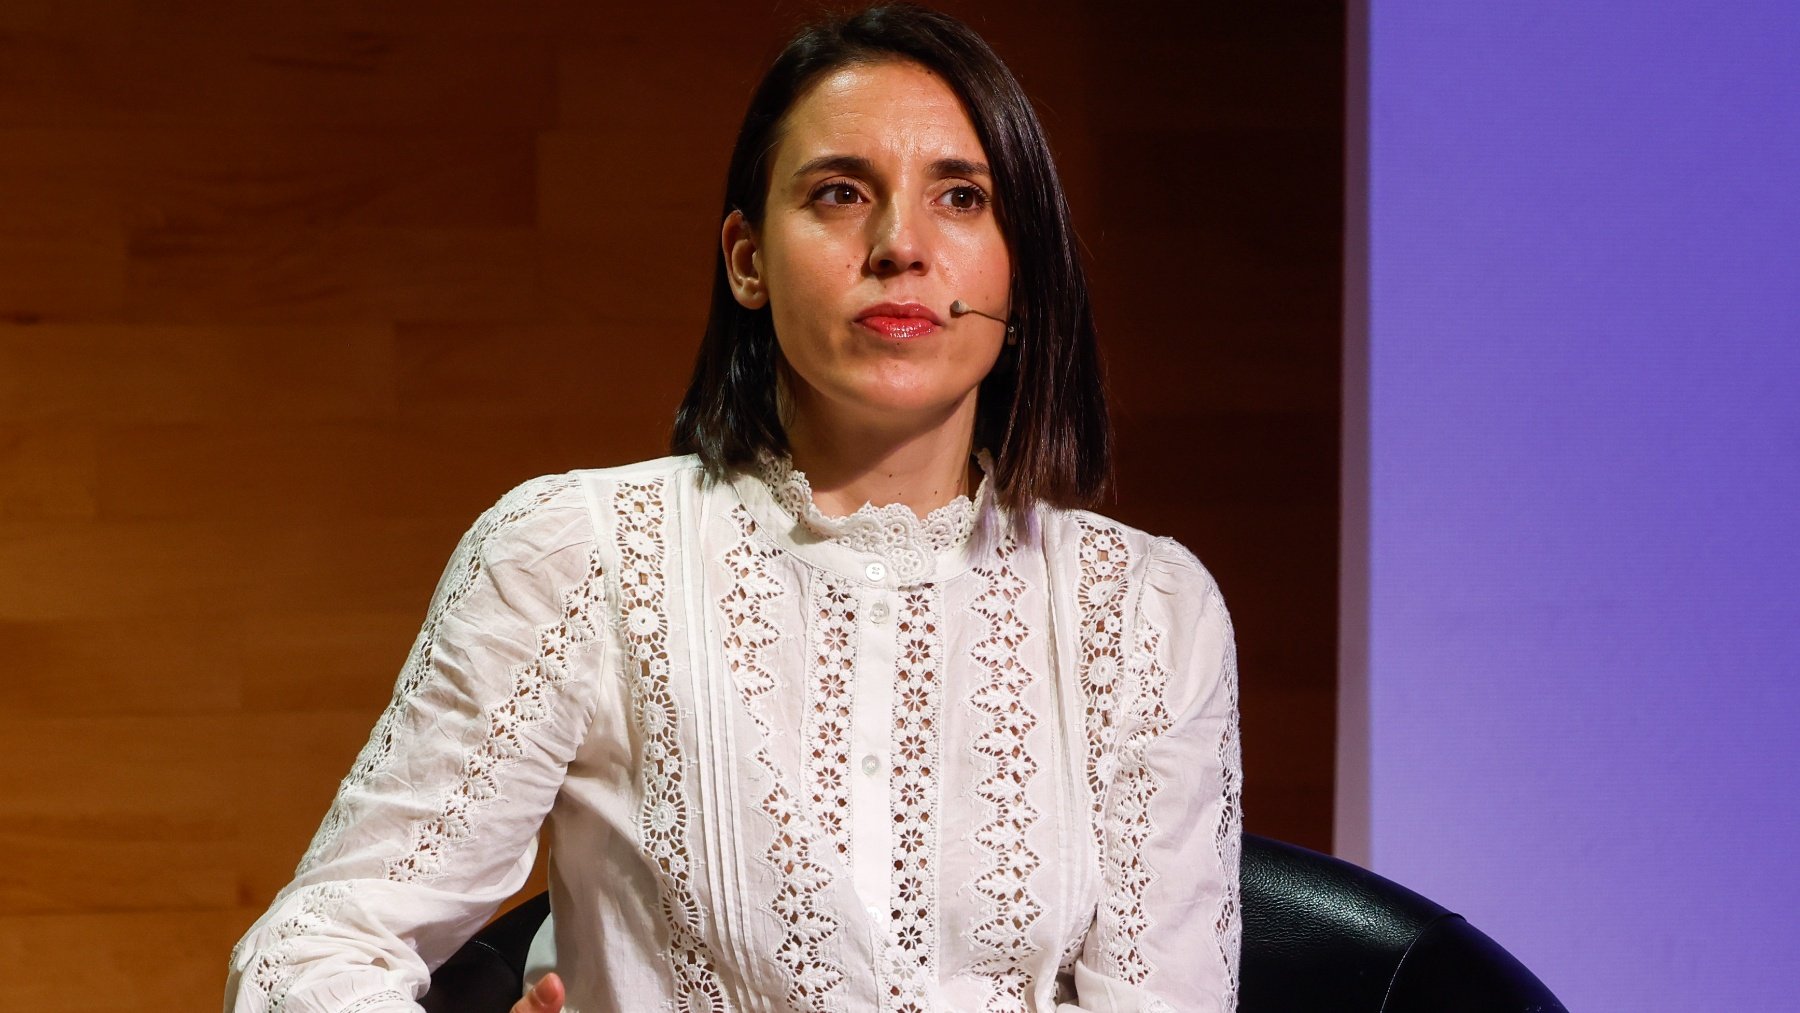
724, 59, 1012, 433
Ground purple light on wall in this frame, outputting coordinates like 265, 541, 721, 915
1348, 2, 1800, 1008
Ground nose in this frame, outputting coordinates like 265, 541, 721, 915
867, 197, 930, 276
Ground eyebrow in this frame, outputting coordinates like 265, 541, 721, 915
790, 153, 993, 181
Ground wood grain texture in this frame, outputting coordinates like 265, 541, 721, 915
0, 2, 1342, 1007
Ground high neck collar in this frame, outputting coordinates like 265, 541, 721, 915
743, 448, 996, 585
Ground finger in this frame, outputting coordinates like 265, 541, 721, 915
514, 971, 564, 1013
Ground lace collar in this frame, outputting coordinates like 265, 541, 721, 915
752, 449, 994, 584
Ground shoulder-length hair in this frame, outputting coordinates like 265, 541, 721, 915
670, 2, 1112, 514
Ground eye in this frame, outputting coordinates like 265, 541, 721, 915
940, 184, 991, 212
811, 181, 864, 206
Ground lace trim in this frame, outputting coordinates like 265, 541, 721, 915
976, 973, 1030, 1013
1209, 581, 1244, 1008
806, 575, 860, 857
240, 882, 352, 1012
617, 479, 726, 1012
883, 586, 945, 1013
388, 549, 606, 882
723, 506, 848, 1010
753, 450, 991, 584
299, 476, 580, 875
964, 533, 1044, 1010
1073, 517, 1133, 857
340, 992, 411, 1013
1098, 604, 1176, 985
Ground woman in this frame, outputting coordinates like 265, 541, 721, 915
226, 5, 1241, 1012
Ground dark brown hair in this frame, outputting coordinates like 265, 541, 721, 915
670, 2, 1111, 514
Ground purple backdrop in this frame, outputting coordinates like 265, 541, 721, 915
1344, 2, 1800, 1007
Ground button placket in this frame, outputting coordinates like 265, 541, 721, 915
847, 569, 899, 930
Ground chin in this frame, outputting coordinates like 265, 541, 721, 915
791, 358, 990, 425
839, 385, 977, 424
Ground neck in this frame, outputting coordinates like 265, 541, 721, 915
784, 395, 981, 522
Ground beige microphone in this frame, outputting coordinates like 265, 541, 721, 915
949, 299, 1016, 335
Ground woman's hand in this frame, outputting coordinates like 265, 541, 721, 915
509, 972, 565, 1013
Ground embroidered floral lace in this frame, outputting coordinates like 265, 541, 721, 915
227, 455, 1241, 1013
754, 449, 990, 585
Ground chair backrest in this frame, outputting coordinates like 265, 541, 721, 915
1240, 833, 1568, 1013
419, 892, 548, 1013
424, 833, 1569, 1013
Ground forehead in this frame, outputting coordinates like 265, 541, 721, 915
774, 60, 984, 167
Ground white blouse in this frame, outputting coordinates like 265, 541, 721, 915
225, 452, 1242, 1013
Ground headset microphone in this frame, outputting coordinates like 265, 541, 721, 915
949, 299, 1016, 335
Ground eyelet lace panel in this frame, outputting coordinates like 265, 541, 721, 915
964, 533, 1043, 1011
1098, 600, 1176, 985
617, 479, 728, 1012
753, 451, 988, 585
297, 475, 580, 875
807, 575, 860, 857
882, 586, 946, 1013
722, 507, 849, 1011
237, 882, 351, 1012
1073, 518, 1132, 856
387, 548, 607, 883
1206, 580, 1244, 1009
1074, 516, 1175, 982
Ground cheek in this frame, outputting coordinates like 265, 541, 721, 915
948, 231, 1011, 296
769, 243, 861, 318
966, 334, 1008, 379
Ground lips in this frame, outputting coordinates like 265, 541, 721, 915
855, 301, 942, 339
858, 316, 938, 339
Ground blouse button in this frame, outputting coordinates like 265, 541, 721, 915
861, 754, 880, 776
864, 561, 887, 582
868, 598, 890, 624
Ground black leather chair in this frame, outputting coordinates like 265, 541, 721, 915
1239, 834, 1567, 1012
423, 833, 1568, 1012
420, 891, 550, 1013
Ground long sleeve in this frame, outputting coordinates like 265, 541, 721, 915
226, 475, 609, 1013
1064, 537, 1242, 1013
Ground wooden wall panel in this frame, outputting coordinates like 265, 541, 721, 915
1078, 4, 1345, 854
0, 3, 1342, 1007
0, 909, 244, 1013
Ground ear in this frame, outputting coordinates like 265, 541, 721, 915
721, 209, 768, 310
